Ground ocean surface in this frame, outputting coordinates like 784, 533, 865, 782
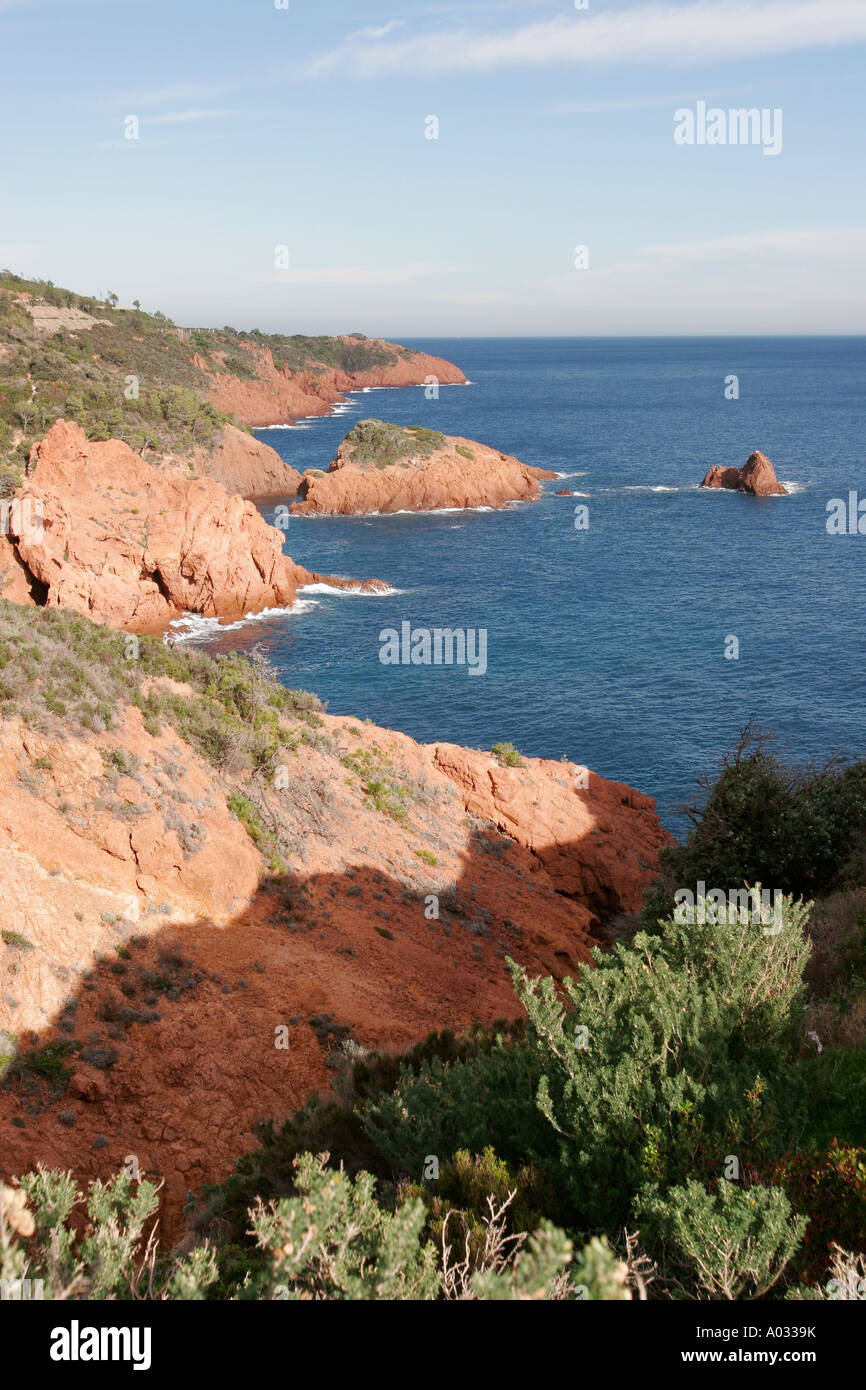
175, 337, 866, 833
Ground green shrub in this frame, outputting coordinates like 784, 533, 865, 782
512, 896, 812, 1229
341, 744, 415, 824
1, 929, 34, 949
247, 1153, 440, 1300
362, 1029, 556, 1183
341, 419, 445, 471
0, 462, 22, 498
799, 1048, 866, 1149
635, 1179, 805, 1300
404, 1147, 560, 1266
2, 1168, 218, 1300
491, 742, 525, 768
644, 726, 866, 928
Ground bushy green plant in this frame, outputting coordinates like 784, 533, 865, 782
512, 896, 812, 1229
247, 1153, 440, 1300
644, 726, 866, 928
1, 1168, 218, 1300
491, 741, 525, 767
341, 744, 415, 823
403, 1147, 559, 1268
635, 1179, 805, 1300
362, 1030, 556, 1181
341, 418, 445, 471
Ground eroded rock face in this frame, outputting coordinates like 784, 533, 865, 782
701, 451, 787, 496
430, 744, 674, 918
0, 679, 673, 1240
201, 340, 467, 428
291, 427, 556, 516
5, 422, 382, 630
195, 425, 301, 498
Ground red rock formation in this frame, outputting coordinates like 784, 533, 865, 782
0, 687, 673, 1237
291, 427, 556, 516
201, 340, 467, 428
3, 421, 383, 630
701, 451, 787, 496
194, 424, 301, 498
431, 744, 674, 918
556, 488, 574, 496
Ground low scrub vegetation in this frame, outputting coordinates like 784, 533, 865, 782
342, 419, 445, 471
0, 271, 417, 480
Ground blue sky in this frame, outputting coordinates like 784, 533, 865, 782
1, 0, 865, 335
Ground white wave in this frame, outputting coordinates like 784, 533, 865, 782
697, 482, 803, 498
388, 503, 498, 516
554, 471, 588, 479
298, 582, 404, 597
616, 484, 698, 493
297, 503, 502, 518
255, 422, 312, 431
167, 600, 317, 644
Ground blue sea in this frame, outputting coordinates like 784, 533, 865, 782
178, 338, 866, 833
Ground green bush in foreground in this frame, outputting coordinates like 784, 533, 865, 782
1, 1158, 627, 1302
0, 1170, 218, 1300
635, 1180, 805, 1300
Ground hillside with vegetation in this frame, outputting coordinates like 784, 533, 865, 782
0, 604, 863, 1301
0, 270, 438, 498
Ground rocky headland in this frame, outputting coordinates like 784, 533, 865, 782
700, 450, 788, 496
290, 419, 556, 516
0, 421, 383, 631
201, 339, 468, 429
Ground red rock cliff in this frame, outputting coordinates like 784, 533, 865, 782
194, 424, 301, 498
202, 339, 467, 428
2, 421, 383, 630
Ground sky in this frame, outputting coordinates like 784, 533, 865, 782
1, 0, 865, 336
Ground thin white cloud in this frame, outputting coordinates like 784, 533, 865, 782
0, 244, 38, 264
637, 228, 866, 265
553, 90, 721, 115
346, 20, 406, 43
147, 108, 237, 125
101, 82, 228, 111
309, 0, 866, 76
273, 264, 444, 286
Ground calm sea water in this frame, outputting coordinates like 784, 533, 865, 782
179, 338, 866, 832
